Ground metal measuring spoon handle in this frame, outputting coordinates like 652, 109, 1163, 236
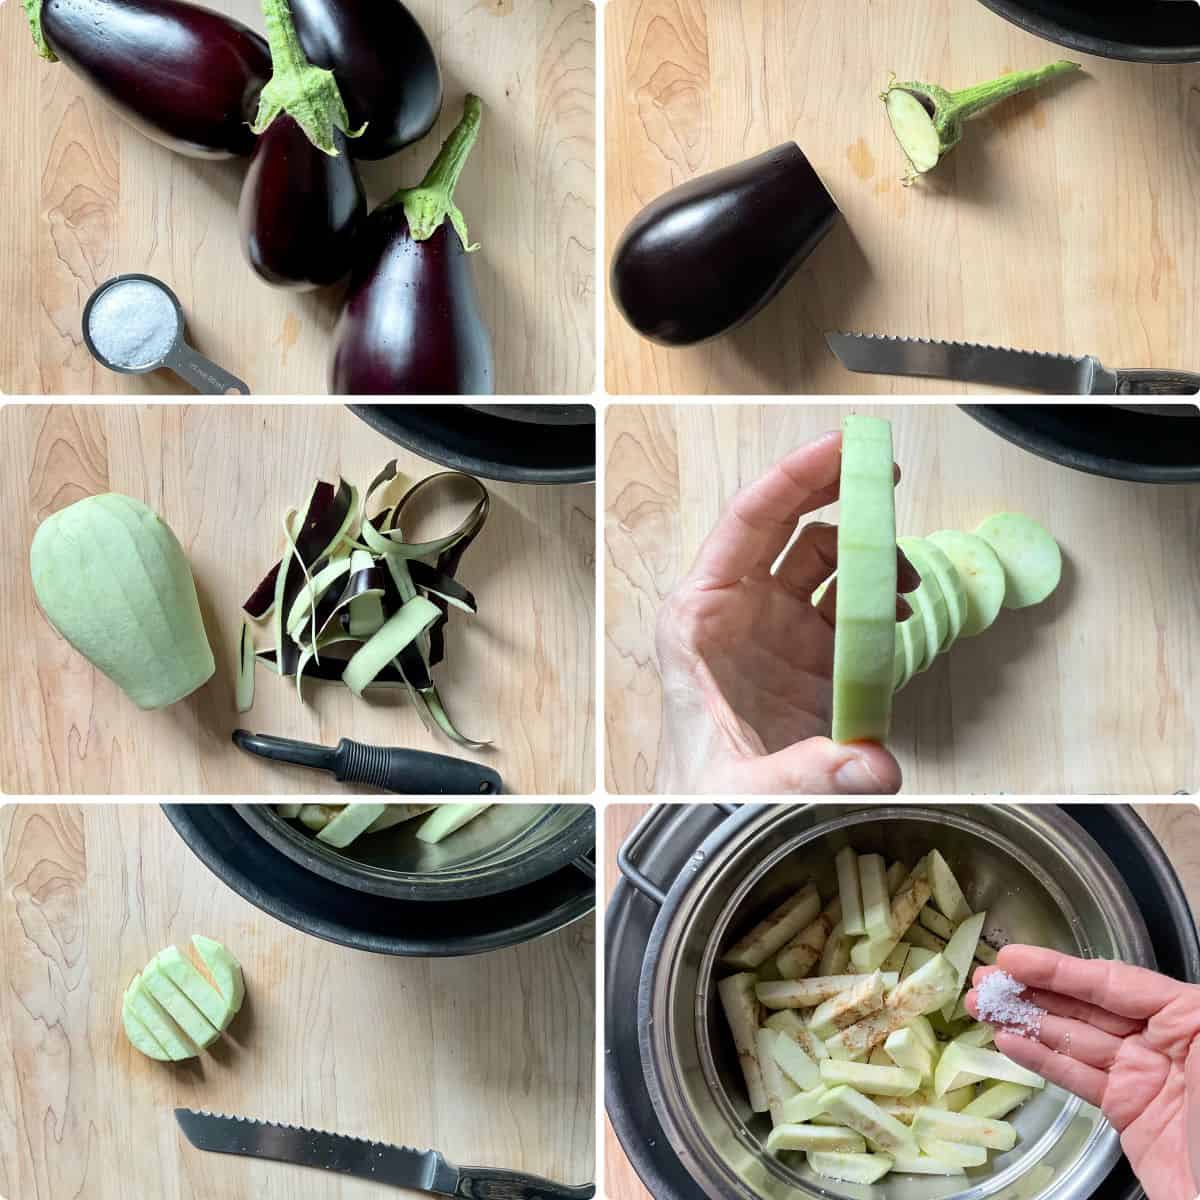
163, 341, 251, 394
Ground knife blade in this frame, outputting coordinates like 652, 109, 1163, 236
825, 331, 1110, 394
175, 1109, 595, 1200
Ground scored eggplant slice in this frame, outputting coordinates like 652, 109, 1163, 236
240, 464, 490, 747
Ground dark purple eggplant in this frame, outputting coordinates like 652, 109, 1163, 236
610, 143, 840, 347
25, 0, 271, 158
238, 0, 367, 289
330, 95, 493, 396
289, 0, 441, 161
239, 117, 365, 289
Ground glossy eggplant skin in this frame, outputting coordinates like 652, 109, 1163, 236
289, 0, 442, 161
330, 209, 493, 395
610, 143, 840, 347
41, 0, 271, 158
239, 116, 366, 290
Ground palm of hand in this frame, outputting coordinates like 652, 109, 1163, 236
662, 574, 833, 755
1104, 996, 1200, 1200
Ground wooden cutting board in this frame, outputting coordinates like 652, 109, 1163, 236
605, 404, 1199, 795
605, 0, 1200, 394
0, 405, 595, 794
0, 804, 595, 1200
602, 802, 1200, 1200
0, 0, 594, 395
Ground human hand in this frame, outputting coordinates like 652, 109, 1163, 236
653, 431, 918, 795
966, 946, 1200, 1200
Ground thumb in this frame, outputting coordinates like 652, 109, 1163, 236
1187, 1034, 1200, 1196
743, 737, 902, 795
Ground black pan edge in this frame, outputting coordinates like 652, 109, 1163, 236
233, 803, 597, 902
976, 0, 1200, 63
163, 804, 595, 957
962, 405, 1200, 484
349, 404, 597, 485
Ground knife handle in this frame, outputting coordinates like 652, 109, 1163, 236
333, 740, 502, 795
1113, 369, 1200, 396
454, 1167, 595, 1200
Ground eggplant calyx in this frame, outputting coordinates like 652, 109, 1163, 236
253, 0, 366, 156
882, 60, 1080, 180
386, 94, 483, 249
22, 0, 56, 61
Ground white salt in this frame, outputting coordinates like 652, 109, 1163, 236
975, 970, 1044, 1038
88, 279, 180, 369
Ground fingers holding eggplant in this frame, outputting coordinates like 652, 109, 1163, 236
28, 0, 272, 158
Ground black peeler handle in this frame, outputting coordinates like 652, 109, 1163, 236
334, 740, 502, 795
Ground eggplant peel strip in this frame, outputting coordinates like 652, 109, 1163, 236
239, 465, 491, 747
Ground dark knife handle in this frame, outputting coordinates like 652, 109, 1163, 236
333, 740, 502, 795
1113, 369, 1200, 396
453, 1167, 595, 1200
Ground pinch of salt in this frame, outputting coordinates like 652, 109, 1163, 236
975, 969, 1045, 1038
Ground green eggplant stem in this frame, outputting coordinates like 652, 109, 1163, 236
387, 94, 483, 249
251, 0, 365, 156
23, 0, 56, 61
942, 60, 1081, 123
884, 60, 1081, 179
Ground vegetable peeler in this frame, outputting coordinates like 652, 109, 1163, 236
233, 730, 501, 794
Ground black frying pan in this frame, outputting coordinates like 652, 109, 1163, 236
962, 404, 1200, 483
163, 805, 595, 957
977, 0, 1200, 63
349, 404, 596, 485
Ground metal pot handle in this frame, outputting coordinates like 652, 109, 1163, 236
617, 803, 738, 908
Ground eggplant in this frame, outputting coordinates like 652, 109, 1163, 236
610, 143, 840, 347
239, 118, 365, 289
238, 0, 367, 289
24, 0, 272, 158
331, 95, 493, 396
289, 0, 442, 161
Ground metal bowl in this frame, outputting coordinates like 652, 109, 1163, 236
163, 804, 595, 957
235, 803, 596, 902
976, 0, 1200, 63
637, 804, 1153, 1200
349, 403, 596, 484
962, 404, 1200, 483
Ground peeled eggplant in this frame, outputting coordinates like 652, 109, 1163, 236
610, 143, 839, 347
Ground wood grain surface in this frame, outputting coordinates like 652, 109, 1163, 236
0, 803, 595, 1200
604, 404, 1200, 795
0, 0, 594, 395
604, 0, 1200, 394
0, 405, 595, 795
601, 801, 1200, 1200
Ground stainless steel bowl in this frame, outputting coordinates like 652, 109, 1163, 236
236, 803, 595, 901
637, 804, 1154, 1200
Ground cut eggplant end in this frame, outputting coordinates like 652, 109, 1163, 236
884, 89, 941, 176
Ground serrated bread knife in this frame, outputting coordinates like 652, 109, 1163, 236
826, 332, 1200, 395
175, 1109, 595, 1200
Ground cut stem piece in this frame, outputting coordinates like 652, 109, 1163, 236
883, 61, 1081, 178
